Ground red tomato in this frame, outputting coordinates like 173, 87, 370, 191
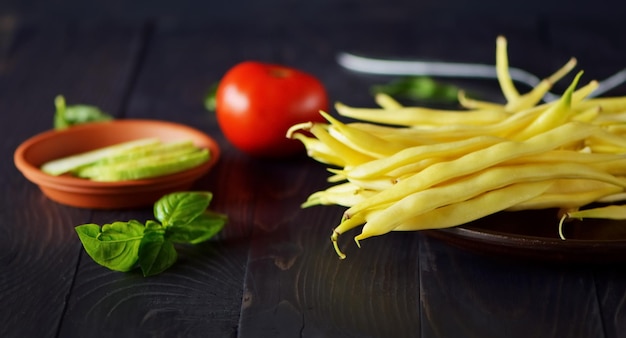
215, 61, 329, 157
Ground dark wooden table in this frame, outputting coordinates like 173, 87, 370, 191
2, 1, 626, 337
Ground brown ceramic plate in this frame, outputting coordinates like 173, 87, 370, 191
423, 208, 626, 263
14, 119, 220, 209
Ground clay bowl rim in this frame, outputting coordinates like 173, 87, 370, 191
14, 119, 221, 194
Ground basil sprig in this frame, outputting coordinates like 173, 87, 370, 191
75, 191, 227, 276
203, 82, 219, 112
54, 95, 113, 130
371, 76, 459, 103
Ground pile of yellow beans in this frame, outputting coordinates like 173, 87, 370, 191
287, 36, 626, 258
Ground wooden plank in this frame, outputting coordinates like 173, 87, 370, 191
0, 21, 144, 337
56, 21, 279, 337
234, 22, 426, 337
237, 159, 422, 337
594, 268, 626, 338
418, 235, 605, 337
2, 6, 625, 338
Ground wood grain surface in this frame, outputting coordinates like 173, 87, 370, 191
2, 1, 626, 337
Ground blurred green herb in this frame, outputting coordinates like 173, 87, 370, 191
75, 191, 227, 277
54, 95, 113, 130
203, 83, 219, 112
371, 76, 459, 103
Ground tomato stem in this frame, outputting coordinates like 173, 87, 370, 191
269, 67, 291, 78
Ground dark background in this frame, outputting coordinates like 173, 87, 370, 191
3, 1, 626, 337
2, 0, 623, 80
1, 0, 624, 21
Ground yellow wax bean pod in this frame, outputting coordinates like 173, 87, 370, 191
344, 135, 503, 180
564, 205, 626, 220
570, 80, 599, 104
289, 132, 346, 167
313, 181, 362, 194
572, 106, 601, 123
559, 204, 626, 239
326, 170, 346, 183
592, 112, 626, 125
326, 164, 387, 185
301, 191, 333, 208
542, 178, 623, 195
344, 122, 599, 218
347, 107, 539, 144
347, 123, 445, 145
355, 162, 626, 242
588, 159, 626, 175
311, 190, 374, 208
585, 144, 626, 154
457, 90, 506, 110
346, 176, 398, 191
547, 57, 578, 84
499, 78, 595, 133
505, 149, 626, 165
289, 121, 375, 167
287, 122, 344, 165
586, 129, 626, 152
327, 126, 406, 158
512, 71, 582, 140
334, 158, 440, 189
576, 96, 626, 114
505, 80, 553, 112
504, 57, 577, 112
322, 111, 408, 157
509, 187, 622, 210
285, 121, 311, 137
597, 192, 626, 203
391, 181, 553, 232
385, 157, 447, 179
374, 93, 404, 110
579, 96, 626, 114
603, 124, 626, 135
302, 182, 376, 208
308, 123, 375, 166
508, 178, 623, 210
496, 35, 520, 102
336, 101, 508, 127
331, 208, 384, 259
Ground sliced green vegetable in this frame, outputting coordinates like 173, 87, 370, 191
41, 138, 161, 176
41, 138, 209, 181
77, 148, 209, 182
88, 140, 197, 166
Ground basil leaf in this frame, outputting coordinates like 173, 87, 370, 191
138, 223, 177, 277
54, 95, 113, 130
144, 219, 163, 232
75, 220, 145, 272
203, 82, 219, 112
74, 191, 227, 277
167, 211, 227, 244
154, 191, 213, 227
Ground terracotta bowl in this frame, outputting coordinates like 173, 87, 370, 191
14, 119, 220, 209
